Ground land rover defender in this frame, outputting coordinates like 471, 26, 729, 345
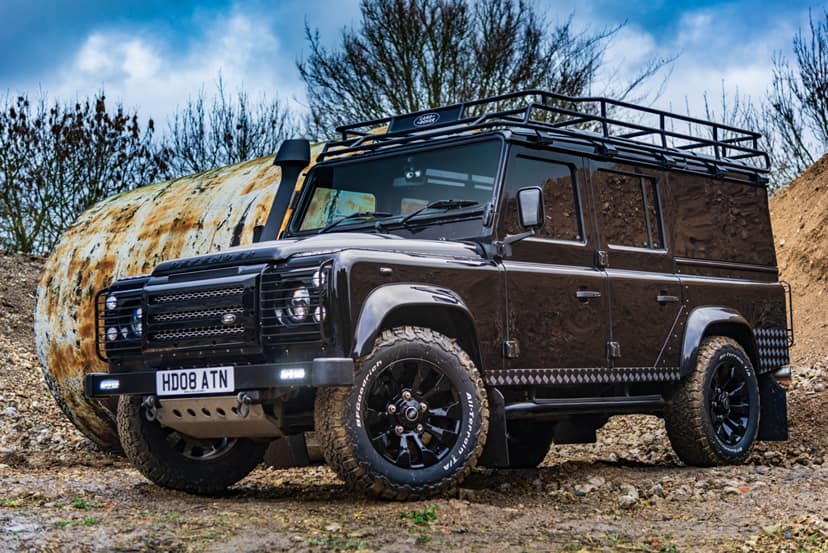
86, 90, 793, 499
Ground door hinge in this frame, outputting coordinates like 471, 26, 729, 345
607, 341, 621, 359
502, 340, 520, 359
596, 250, 609, 268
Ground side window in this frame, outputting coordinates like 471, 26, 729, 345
508, 156, 583, 241
596, 170, 663, 249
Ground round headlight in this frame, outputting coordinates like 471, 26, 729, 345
131, 307, 142, 337
287, 287, 311, 321
105, 295, 118, 311
106, 327, 118, 341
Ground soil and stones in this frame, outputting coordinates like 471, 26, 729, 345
2, 155, 828, 552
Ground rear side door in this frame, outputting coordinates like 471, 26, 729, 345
499, 147, 610, 375
589, 163, 683, 372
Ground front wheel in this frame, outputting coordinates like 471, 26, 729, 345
315, 326, 489, 500
665, 336, 760, 466
117, 395, 267, 494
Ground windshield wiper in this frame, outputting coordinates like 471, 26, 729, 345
317, 211, 393, 234
399, 199, 479, 226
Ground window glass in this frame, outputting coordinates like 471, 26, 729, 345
596, 170, 663, 249
293, 139, 500, 233
508, 156, 582, 241
300, 189, 376, 230
642, 179, 663, 248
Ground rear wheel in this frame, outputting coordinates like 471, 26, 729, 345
117, 395, 267, 494
315, 326, 488, 500
665, 336, 760, 466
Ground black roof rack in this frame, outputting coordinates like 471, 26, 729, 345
318, 89, 769, 177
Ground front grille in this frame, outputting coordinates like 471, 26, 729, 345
260, 266, 326, 347
145, 277, 258, 350
152, 307, 245, 322
154, 287, 244, 303
152, 325, 246, 342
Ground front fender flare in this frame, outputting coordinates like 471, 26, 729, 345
352, 283, 477, 359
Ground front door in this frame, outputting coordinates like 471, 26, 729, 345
500, 148, 610, 379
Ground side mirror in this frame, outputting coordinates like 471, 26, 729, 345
517, 186, 544, 229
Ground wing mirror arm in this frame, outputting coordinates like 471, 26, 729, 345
495, 186, 544, 258
496, 230, 534, 258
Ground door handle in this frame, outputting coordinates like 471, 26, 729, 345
576, 290, 602, 301
656, 294, 679, 304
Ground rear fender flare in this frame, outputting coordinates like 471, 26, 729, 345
680, 306, 758, 377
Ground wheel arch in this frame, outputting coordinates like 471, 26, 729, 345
680, 307, 759, 377
352, 284, 483, 370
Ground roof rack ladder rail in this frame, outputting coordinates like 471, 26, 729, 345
659, 113, 667, 149
600, 99, 609, 138
713, 125, 721, 159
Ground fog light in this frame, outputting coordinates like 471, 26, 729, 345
279, 368, 306, 380
313, 306, 326, 323
312, 269, 326, 288
105, 295, 118, 311
106, 327, 118, 341
99, 379, 120, 391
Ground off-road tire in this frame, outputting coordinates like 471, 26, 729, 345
315, 326, 489, 500
506, 421, 555, 469
665, 336, 760, 466
118, 395, 267, 494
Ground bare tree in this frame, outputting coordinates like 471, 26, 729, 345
768, 9, 828, 184
298, 0, 671, 137
0, 94, 168, 254
165, 79, 298, 176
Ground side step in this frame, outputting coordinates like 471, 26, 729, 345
505, 394, 665, 420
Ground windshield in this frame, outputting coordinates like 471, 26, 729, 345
292, 139, 502, 234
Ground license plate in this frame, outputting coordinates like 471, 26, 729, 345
155, 367, 234, 396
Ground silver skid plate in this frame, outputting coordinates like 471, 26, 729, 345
155, 395, 282, 439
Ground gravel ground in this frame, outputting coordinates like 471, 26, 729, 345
2, 249, 827, 552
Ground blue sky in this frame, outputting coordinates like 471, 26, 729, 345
1, 0, 823, 128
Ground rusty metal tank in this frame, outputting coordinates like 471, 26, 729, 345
34, 146, 321, 449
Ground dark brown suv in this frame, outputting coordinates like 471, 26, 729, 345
86, 90, 793, 499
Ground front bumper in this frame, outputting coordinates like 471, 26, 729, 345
84, 358, 354, 398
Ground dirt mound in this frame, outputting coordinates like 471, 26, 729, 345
0, 252, 91, 466
770, 154, 828, 365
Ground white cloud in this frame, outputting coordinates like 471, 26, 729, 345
48, 9, 305, 128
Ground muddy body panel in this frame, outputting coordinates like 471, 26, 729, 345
34, 151, 322, 448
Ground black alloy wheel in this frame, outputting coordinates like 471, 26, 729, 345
708, 359, 752, 447
161, 428, 237, 462
362, 358, 462, 469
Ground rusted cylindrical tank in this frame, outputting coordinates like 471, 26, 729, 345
34, 148, 320, 449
